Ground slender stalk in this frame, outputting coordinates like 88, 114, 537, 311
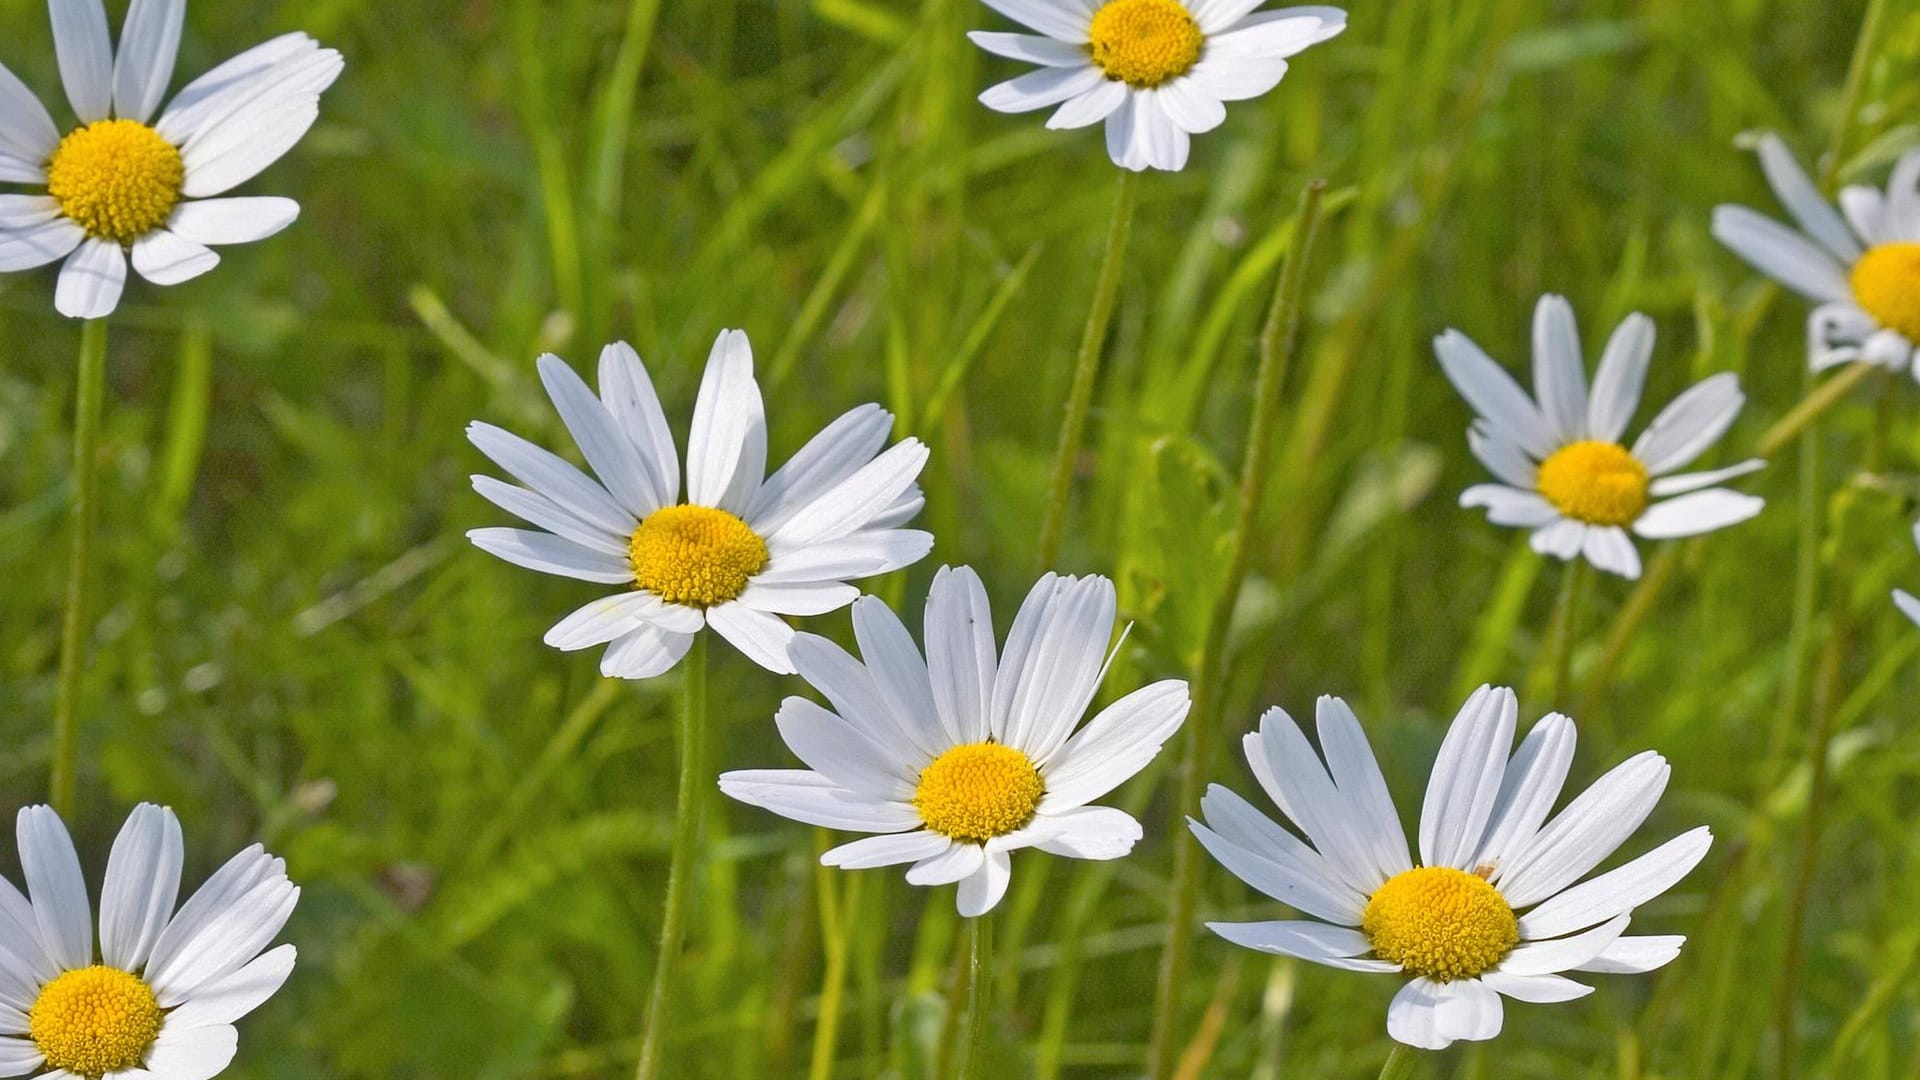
1538, 558, 1588, 709
960, 915, 992, 1080
1036, 169, 1139, 569
50, 319, 108, 820
808, 855, 856, 1080
1377, 1044, 1420, 1080
1149, 181, 1329, 1079
634, 635, 709, 1080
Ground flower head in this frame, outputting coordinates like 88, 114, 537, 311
720, 567, 1191, 916
1197, 687, 1711, 1050
1713, 136, 1920, 376
0, 804, 298, 1078
969, 0, 1345, 172
468, 331, 932, 678
1436, 295, 1765, 579
0, 0, 342, 318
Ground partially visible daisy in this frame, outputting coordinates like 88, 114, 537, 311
1196, 686, 1711, 1050
469, 331, 932, 678
0, 804, 298, 1079
0, 0, 342, 319
1896, 520, 1920, 626
969, 0, 1346, 172
1435, 294, 1766, 580
720, 567, 1190, 915
1714, 136, 1920, 375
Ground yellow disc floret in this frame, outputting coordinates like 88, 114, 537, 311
1850, 243, 1920, 342
29, 965, 163, 1076
629, 504, 769, 608
1087, 0, 1204, 88
1535, 440, 1650, 527
1363, 867, 1518, 982
914, 742, 1046, 843
46, 120, 185, 245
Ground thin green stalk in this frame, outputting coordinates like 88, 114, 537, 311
1538, 558, 1588, 710
50, 318, 107, 820
1378, 1044, 1420, 1080
1775, 615, 1848, 1080
1037, 168, 1139, 569
809, 855, 856, 1080
960, 915, 992, 1080
1149, 181, 1329, 1080
635, 635, 709, 1080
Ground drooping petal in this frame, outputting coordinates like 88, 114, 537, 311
54, 238, 128, 320
820, 832, 950, 870
599, 623, 695, 681
130, 230, 220, 286
956, 849, 1013, 916
1580, 525, 1642, 580
706, 601, 797, 675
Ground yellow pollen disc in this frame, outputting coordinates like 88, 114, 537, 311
914, 742, 1045, 843
1850, 243, 1920, 342
1535, 440, 1649, 527
45, 120, 185, 245
29, 965, 163, 1077
1087, 0, 1204, 88
1363, 867, 1518, 982
629, 504, 768, 608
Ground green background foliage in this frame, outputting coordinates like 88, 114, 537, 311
4, 0, 1920, 1075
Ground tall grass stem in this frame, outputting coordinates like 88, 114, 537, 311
50, 318, 107, 820
1377, 1044, 1419, 1080
635, 635, 709, 1080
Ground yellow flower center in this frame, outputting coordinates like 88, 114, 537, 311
45, 120, 185, 245
628, 504, 769, 608
29, 966, 163, 1077
1850, 243, 1920, 342
1363, 867, 1518, 982
1535, 440, 1649, 527
914, 742, 1046, 843
1087, 0, 1204, 88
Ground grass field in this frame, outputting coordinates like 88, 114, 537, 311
4, 0, 1920, 1077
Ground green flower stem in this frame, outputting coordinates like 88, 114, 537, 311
634, 634, 709, 1080
1037, 168, 1139, 570
808, 853, 857, 1080
1148, 180, 1329, 1079
50, 318, 108, 820
960, 914, 992, 1080
1377, 1045, 1421, 1080
1538, 558, 1588, 710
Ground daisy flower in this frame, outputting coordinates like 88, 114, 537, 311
1714, 136, 1920, 375
720, 567, 1190, 916
0, 0, 342, 319
1435, 294, 1766, 580
0, 804, 298, 1079
1196, 686, 1711, 1050
468, 331, 932, 678
969, 0, 1346, 172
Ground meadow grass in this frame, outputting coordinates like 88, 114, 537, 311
4, 0, 1920, 1076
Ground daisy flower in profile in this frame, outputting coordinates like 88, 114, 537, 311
0, 804, 298, 1079
720, 567, 1190, 916
1435, 294, 1765, 580
0, 0, 343, 319
1196, 686, 1711, 1050
1714, 136, 1920, 376
969, 0, 1346, 172
468, 331, 932, 678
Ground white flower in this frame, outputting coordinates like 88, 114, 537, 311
1435, 294, 1766, 580
1896, 521, 1920, 626
1714, 136, 1920, 376
1197, 686, 1710, 1050
468, 331, 933, 678
969, 0, 1345, 172
0, 804, 298, 1080
0, 0, 342, 319
720, 567, 1190, 916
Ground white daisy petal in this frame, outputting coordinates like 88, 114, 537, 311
1631, 372, 1745, 475
1202, 920, 1398, 972
176, 48, 344, 198
545, 592, 699, 651
465, 421, 636, 537
925, 566, 998, 747
599, 622, 694, 680
786, 633, 932, 762
0, 876, 55, 994
140, 1022, 238, 1080
0, 153, 45, 184
1461, 485, 1558, 528
1648, 459, 1765, 498
956, 850, 1013, 916
1517, 827, 1712, 940
1155, 78, 1226, 134
1434, 330, 1557, 457
1756, 135, 1862, 261
756, 530, 932, 585
1530, 518, 1586, 561
0, 215, 86, 272
967, 30, 1088, 65
1386, 978, 1451, 1051
736, 580, 858, 617
685, 330, 767, 514
1480, 971, 1593, 1003
156, 33, 319, 143
164, 944, 294, 1029
536, 353, 662, 518
850, 596, 947, 760
990, 574, 1115, 760
980, 64, 1106, 114
17, 807, 92, 971
113, 0, 188, 124
147, 876, 297, 1006
50, 0, 114, 122
1839, 185, 1890, 245
820, 832, 950, 870
469, 476, 627, 556
1133, 90, 1189, 171
1027, 806, 1142, 860
596, 342, 678, 511
905, 843, 984, 887
1314, 696, 1413, 881
100, 804, 183, 973
1466, 426, 1538, 489
1191, 811, 1366, 926
0, 1038, 40, 1076
1572, 934, 1684, 974
467, 528, 635, 584
130, 230, 220, 287
1502, 914, 1631, 974
1897, 588, 1920, 628
772, 698, 914, 799
1587, 313, 1653, 442
1580, 525, 1642, 580
1418, 686, 1516, 870
0, 64, 59, 164
768, 440, 929, 547
1244, 708, 1381, 894
1185, 0, 1267, 31
719, 770, 921, 833
1204, 12, 1342, 59
1711, 205, 1851, 303
1181, 55, 1289, 102
145, 846, 284, 982
978, 0, 1091, 42
1434, 978, 1503, 1044
1474, 713, 1575, 873
54, 238, 127, 320
1048, 80, 1129, 130
166, 197, 300, 246
1103, 86, 1138, 164
1042, 680, 1189, 808
1631, 490, 1765, 540
706, 601, 797, 674
745, 403, 891, 534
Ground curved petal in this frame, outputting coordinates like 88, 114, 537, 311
1757, 135, 1861, 261
176, 49, 344, 198
820, 832, 949, 870
157, 33, 319, 142
850, 596, 947, 761
1181, 55, 1289, 102
773, 697, 915, 799
1502, 913, 1630, 975
746, 403, 891, 534
1648, 459, 1765, 498
1461, 484, 1557, 528
1027, 806, 1142, 860
1572, 934, 1684, 974
1530, 518, 1586, 561
0, 63, 59, 164
147, 876, 298, 1006
466, 421, 636, 537
17, 807, 91, 971
599, 622, 695, 680
54, 237, 127, 320
1517, 828, 1713, 940
1048, 80, 1129, 130
145, 847, 284, 986
707, 601, 796, 674
683, 329, 766, 513
1418, 686, 1516, 870
1244, 707, 1382, 895
956, 849, 1013, 916
470, 475, 627, 557
166, 197, 300, 246
163, 944, 294, 1029
991, 574, 1117, 761
536, 353, 661, 518
466, 528, 634, 584
1194, 788, 1366, 925
967, 30, 1087, 66
1474, 714, 1575, 874
100, 804, 183, 973
978, 0, 1091, 42
1480, 970, 1593, 1003
1467, 425, 1539, 488
768, 440, 928, 547
979, 64, 1105, 114
1041, 680, 1189, 809
904, 842, 983, 887
130, 230, 220, 286
786, 633, 930, 765
596, 342, 678, 510
0, 215, 86, 273
141, 1021, 237, 1080
1315, 696, 1412, 881
1580, 524, 1642, 580
545, 592, 701, 651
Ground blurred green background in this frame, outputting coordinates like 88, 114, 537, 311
4, 0, 1920, 1076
